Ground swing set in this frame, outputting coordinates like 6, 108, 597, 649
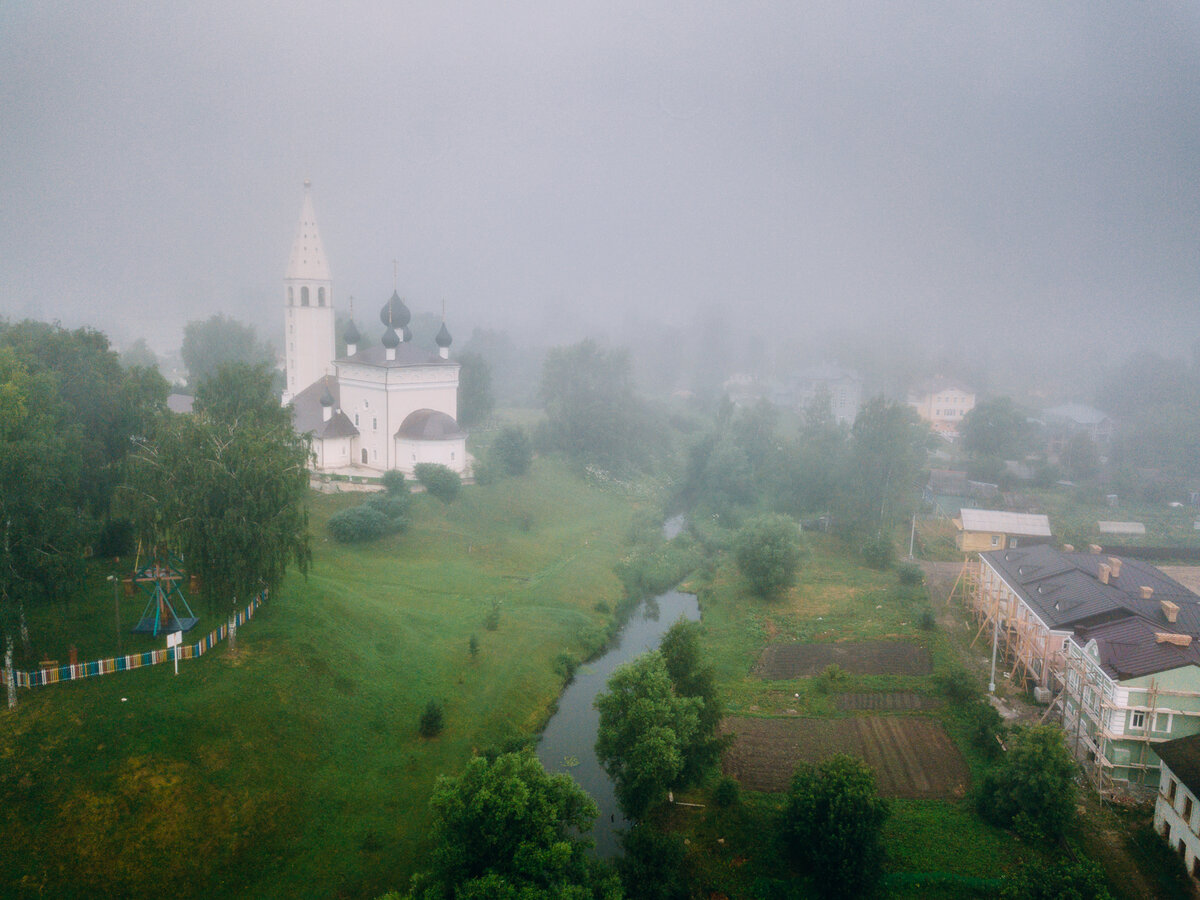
129, 548, 199, 636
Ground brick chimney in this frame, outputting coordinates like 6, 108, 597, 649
1142, 586, 1155, 600
1098, 563, 1111, 585
1108, 557, 1122, 578
1089, 544, 1103, 554
1161, 599, 1178, 623
1156, 631, 1190, 647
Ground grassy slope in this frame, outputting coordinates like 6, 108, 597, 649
0, 460, 634, 900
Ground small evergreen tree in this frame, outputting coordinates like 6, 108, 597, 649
419, 700, 445, 738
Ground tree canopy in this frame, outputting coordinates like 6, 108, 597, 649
733, 514, 803, 598
977, 724, 1077, 839
123, 363, 311, 625
960, 396, 1034, 461
595, 651, 702, 820
538, 340, 654, 475
840, 397, 928, 533
456, 350, 495, 428
659, 619, 726, 785
180, 314, 275, 391
405, 752, 621, 899
782, 753, 890, 899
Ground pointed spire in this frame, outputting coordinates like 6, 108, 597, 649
285, 180, 332, 281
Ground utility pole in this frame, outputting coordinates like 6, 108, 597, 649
107, 575, 121, 654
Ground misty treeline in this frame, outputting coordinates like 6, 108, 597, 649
0, 320, 168, 660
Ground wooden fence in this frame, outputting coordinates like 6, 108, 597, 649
1, 592, 264, 689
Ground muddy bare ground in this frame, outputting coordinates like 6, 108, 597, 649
721, 715, 969, 798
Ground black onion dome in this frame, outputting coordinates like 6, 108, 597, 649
319, 382, 335, 407
343, 319, 361, 344
380, 290, 411, 328
381, 326, 401, 349
435, 321, 452, 348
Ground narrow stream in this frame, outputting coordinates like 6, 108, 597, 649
536, 515, 699, 857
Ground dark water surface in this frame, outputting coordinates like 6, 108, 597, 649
536, 515, 698, 857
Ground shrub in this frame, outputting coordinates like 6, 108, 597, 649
414, 463, 461, 503
814, 663, 847, 695
468, 634, 479, 658
484, 598, 502, 631
419, 699, 445, 737
935, 669, 980, 705
861, 532, 895, 570
917, 607, 937, 630
712, 776, 741, 809
380, 469, 409, 495
327, 505, 392, 543
897, 562, 924, 586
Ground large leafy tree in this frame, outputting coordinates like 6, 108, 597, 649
456, 350, 494, 428
180, 314, 275, 391
782, 753, 890, 899
960, 396, 1033, 461
840, 397, 929, 534
733, 514, 803, 599
124, 363, 310, 642
659, 619, 727, 784
539, 340, 653, 474
595, 651, 702, 820
405, 752, 621, 899
977, 724, 1077, 839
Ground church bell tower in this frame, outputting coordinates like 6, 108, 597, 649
282, 180, 335, 402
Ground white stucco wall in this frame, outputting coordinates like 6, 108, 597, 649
395, 436, 466, 475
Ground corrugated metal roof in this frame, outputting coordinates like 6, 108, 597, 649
958, 509, 1052, 537
1098, 521, 1146, 535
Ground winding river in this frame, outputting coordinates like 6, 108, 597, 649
536, 515, 699, 857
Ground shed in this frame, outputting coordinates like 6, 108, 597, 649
954, 508, 1052, 552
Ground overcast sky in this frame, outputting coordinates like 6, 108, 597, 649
1, 2, 1197, 365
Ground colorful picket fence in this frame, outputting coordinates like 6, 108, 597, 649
1, 592, 265, 689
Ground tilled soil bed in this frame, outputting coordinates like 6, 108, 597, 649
835, 692, 941, 711
753, 640, 932, 679
721, 715, 969, 798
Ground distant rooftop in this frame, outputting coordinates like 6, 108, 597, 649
957, 509, 1052, 537
1098, 521, 1146, 536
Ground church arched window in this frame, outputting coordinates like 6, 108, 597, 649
301, 286, 310, 306
288, 287, 294, 305
318, 287, 326, 307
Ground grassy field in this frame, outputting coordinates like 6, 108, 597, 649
0, 460, 638, 899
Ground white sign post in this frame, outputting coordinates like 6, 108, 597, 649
167, 630, 182, 675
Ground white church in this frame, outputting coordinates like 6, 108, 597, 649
281, 182, 468, 478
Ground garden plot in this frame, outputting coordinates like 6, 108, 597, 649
721, 716, 969, 798
835, 692, 940, 711
753, 640, 931, 678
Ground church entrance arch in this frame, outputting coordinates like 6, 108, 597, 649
361, 449, 368, 464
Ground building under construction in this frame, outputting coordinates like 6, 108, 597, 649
963, 543, 1200, 796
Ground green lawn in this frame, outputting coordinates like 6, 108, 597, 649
0, 459, 636, 899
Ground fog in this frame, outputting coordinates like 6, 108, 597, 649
2, 3, 1197, 393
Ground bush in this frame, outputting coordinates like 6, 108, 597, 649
419, 699, 445, 737
814, 663, 847, 695
380, 469, 409, 495
468, 634, 479, 658
917, 607, 937, 630
414, 463, 461, 503
897, 562, 924, 586
489, 425, 533, 477
861, 533, 895, 570
712, 776, 741, 809
935, 669, 980, 705
484, 598, 502, 631
327, 505, 393, 543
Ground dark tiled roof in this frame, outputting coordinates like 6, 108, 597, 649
982, 545, 1200, 680
337, 344, 457, 369
1157, 733, 1200, 797
1071, 616, 1200, 680
290, 377, 359, 439
395, 408, 464, 440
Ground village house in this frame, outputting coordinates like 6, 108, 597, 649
908, 382, 975, 438
954, 509, 1052, 552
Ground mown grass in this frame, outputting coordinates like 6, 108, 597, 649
0, 459, 635, 899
